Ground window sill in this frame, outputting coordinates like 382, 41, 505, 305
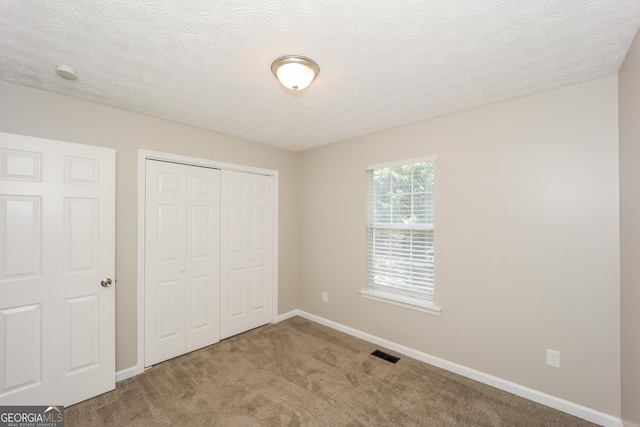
359, 288, 442, 316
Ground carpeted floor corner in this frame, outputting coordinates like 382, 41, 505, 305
66, 316, 599, 426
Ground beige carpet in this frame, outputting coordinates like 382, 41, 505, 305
66, 316, 598, 426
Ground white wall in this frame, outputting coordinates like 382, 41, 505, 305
298, 76, 621, 415
619, 27, 640, 427
0, 81, 299, 372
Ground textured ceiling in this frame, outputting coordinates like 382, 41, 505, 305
1, 1, 639, 151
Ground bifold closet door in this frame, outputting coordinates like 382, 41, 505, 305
145, 160, 220, 367
220, 170, 273, 340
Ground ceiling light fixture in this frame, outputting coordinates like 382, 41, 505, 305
271, 55, 319, 91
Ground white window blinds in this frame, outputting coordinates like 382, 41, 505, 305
367, 158, 435, 299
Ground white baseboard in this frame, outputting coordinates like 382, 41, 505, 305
292, 309, 622, 427
276, 310, 299, 323
115, 366, 139, 383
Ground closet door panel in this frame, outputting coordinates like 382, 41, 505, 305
185, 166, 220, 352
220, 171, 273, 339
249, 179, 271, 314
145, 161, 187, 366
251, 265, 266, 311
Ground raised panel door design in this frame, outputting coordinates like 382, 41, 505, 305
65, 198, 98, 273
253, 182, 266, 201
0, 133, 116, 407
228, 269, 244, 318
0, 149, 42, 182
184, 166, 220, 353
159, 173, 180, 193
64, 157, 99, 185
146, 161, 220, 364
229, 179, 244, 197
0, 304, 41, 395
190, 206, 210, 259
189, 275, 210, 331
65, 296, 98, 374
229, 206, 245, 254
145, 160, 186, 366
220, 171, 273, 340
0, 196, 41, 280
251, 266, 266, 311
158, 205, 180, 263
191, 177, 209, 195
252, 207, 266, 252
157, 280, 180, 340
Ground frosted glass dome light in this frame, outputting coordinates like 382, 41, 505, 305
271, 55, 319, 91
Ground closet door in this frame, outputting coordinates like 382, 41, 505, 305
185, 166, 220, 352
145, 160, 187, 366
220, 171, 273, 340
145, 160, 220, 366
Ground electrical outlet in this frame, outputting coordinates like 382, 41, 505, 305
546, 349, 560, 368
322, 292, 328, 303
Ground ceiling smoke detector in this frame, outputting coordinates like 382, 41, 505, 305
55, 64, 77, 80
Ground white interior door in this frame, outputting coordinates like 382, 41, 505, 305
0, 132, 115, 406
220, 170, 273, 340
145, 160, 219, 366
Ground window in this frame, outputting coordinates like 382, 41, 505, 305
360, 156, 440, 315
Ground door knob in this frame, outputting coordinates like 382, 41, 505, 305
101, 278, 113, 288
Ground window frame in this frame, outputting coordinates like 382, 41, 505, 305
360, 155, 441, 315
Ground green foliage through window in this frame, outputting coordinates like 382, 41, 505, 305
368, 161, 435, 297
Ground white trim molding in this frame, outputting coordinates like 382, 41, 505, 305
276, 310, 299, 323
367, 154, 439, 170
115, 366, 138, 383
290, 310, 622, 427
359, 288, 441, 315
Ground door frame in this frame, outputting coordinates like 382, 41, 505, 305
136, 149, 279, 375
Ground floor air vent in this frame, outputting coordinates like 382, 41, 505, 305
371, 349, 400, 364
